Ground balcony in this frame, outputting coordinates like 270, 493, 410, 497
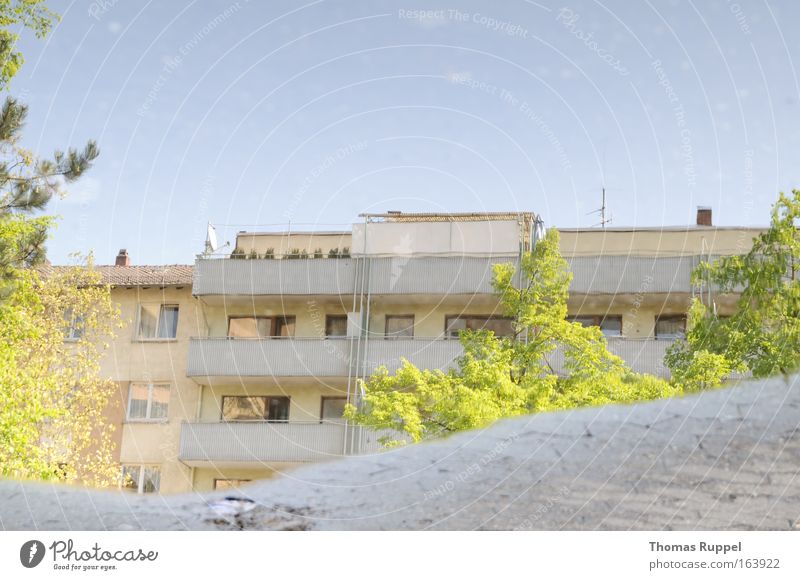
179, 421, 397, 465
547, 338, 674, 378
186, 337, 352, 379
355, 338, 464, 374
192, 255, 517, 296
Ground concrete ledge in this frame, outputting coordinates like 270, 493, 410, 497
2, 373, 799, 530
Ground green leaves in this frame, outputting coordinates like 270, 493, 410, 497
669, 190, 800, 387
349, 228, 677, 445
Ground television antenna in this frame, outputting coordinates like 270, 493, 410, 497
587, 187, 613, 228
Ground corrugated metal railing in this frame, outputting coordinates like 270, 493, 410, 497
178, 421, 348, 463
186, 337, 352, 377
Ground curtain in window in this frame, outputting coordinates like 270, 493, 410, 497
128, 384, 150, 419
142, 467, 160, 493
157, 306, 179, 339
150, 384, 170, 419
138, 304, 159, 338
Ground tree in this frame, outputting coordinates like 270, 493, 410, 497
0, 258, 122, 486
0, 0, 59, 90
666, 190, 800, 389
347, 229, 679, 444
0, 97, 99, 283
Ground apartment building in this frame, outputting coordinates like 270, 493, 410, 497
94, 209, 763, 494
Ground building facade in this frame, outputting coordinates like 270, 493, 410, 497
95, 210, 763, 494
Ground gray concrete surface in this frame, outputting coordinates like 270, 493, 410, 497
1, 374, 799, 530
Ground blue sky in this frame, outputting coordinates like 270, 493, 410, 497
13, 0, 800, 264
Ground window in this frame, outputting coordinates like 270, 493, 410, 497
325, 315, 348, 337
385, 315, 415, 339
655, 315, 686, 339
221, 396, 290, 422
227, 316, 295, 338
63, 309, 84, 340
445, 316, 515, 339
120, 465, 160, 493
214, 479, 251, 491
137, 304, 179, 339
228, 317, 272, 338
321, 397, 347, 423
127, 382, 170, 421
567, 315, 623, 338
274, 316, 295, 337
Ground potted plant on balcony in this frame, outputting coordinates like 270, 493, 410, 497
263, 248, 275, 259
341, 247, 350, 258
286, 248, 302, 259
230, 247, 246, 259
328, 248, 339, 259
313, 247, 324, 259
247, 249, 259, 260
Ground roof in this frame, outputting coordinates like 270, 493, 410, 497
359, 211, 537, 223
39, 264, 193, 287
556, 226, 768, 233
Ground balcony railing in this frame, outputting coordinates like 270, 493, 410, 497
187, 336, 678, 379
193, 254, 722, 297
179, 421, 349, 464
355, 338, 464, 374
186, 337, 352, 378
179, 420, 406, 465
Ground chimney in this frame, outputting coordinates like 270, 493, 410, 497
115, 249, 130, 266
696, 206, 712, 227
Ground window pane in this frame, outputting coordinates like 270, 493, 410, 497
267, 397, 290, 422
228, 317, 271, 338
138, 304, 159, 338
600, 317, 622, 337
656, 317, 686, 338
150, 384, 170, 419
321, 398, 346, 423
568, 316, 596, 328
128, 383, 149, 419
275, 317, 295, 337
325, 316, 348, 337
445, 317, 467, 338
222, 396, 267, 421
214, 479, 251, 491
385, 316, 414, 338
157, 305, 179, 339
477, 317, 514, 338
121, 465, 140, 492
141, 466, 160, 493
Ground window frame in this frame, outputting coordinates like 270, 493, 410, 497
320, 396, 348, 423
135, 303, 180, 341
567, 314, 623, 337
384, 314, 415, 339
444, 315, 515, 339
654, 314, 687, 339
220, 395, 291, 422
213, 479, 252, 491
63, 308, 85, 341
226, 315, 296, 338
120, 464, 160, 494
324, 315, 349, 338
126, 382, 171, 422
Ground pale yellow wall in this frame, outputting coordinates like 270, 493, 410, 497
193, 465, 290, 492
105, 286, 200, 495
235, 232, 351, 256
558, 227, 765, 257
